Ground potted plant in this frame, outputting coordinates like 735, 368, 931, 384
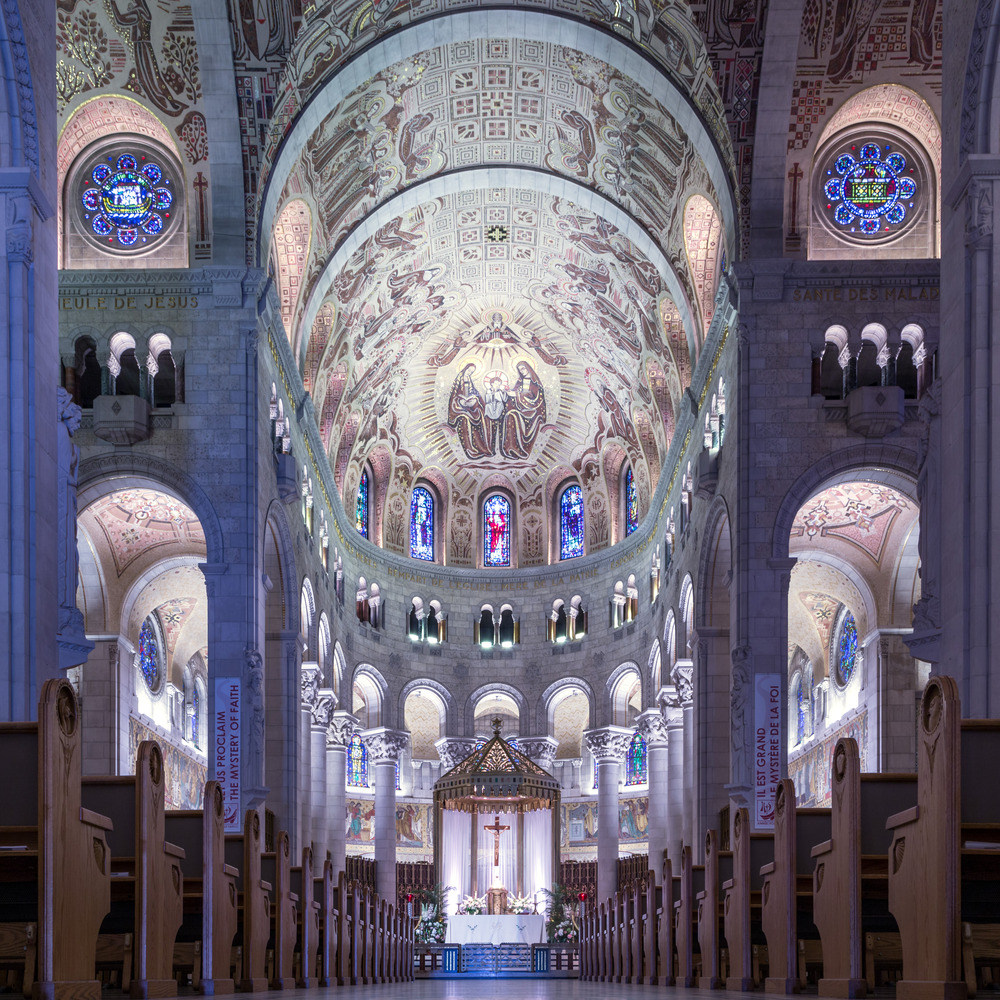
414, 882, 451, 945
541, 883, 579, 943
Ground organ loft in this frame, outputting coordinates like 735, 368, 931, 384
0, 0, 997, 995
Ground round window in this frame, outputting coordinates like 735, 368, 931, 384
834, 610, 859, 686
138, 617, 161, 693
74, 141, 181, 254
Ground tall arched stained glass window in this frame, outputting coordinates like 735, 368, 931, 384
836, 610, 859, 685
795, 676, 807, 744
559, 484, 585, 560
625, 467, 639, 536
484, 494, 511, 567
356, 470, 369, 538
410, 486, 434, 561
138, 618, 159, 692
347, 734, 368, 787
192, 683, 201, 746
625, 732, 647, 786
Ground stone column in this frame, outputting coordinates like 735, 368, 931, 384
584, 726, 633, 902
635, 709, 669, 884
362, 727, 409, 903
80, 638, 123, 775
327, 711, 357, 878
872, 631, 923, 772
671, 662, 695, 852
660, 688, 685, 871
300, 663, 321, 856
311, 689, 335, 855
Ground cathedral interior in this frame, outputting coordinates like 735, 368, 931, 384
1, 0, 999, 990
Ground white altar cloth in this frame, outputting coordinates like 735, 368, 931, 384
446, 914, 546, 946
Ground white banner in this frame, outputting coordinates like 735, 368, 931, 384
754, 673, 782, 829
214, 677, 241, 832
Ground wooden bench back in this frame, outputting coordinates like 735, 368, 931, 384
81, 775, 137, 858
0, 724, 37, 826
859, 772, 917, 853
961, 721, 1000, 823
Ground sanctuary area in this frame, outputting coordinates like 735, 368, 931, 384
1, 0, 999, 993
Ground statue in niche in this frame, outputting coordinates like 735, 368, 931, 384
56, 389, 82, 615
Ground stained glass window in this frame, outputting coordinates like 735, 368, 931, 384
625, 733, 647, 786
395, 759, 401, 790
347, 734, 368, 787
192, 683, 200, 746
823, 142, 917, 236
559, 484, 585, 560
356, 471, 369, 538
625, 468, 638, 536
484, 494, 511, 567
795, 677, 807, 745
837, 611, 859, 685
410, 486, 434, 561
593, 758, 599, 790
138, 618, 159, 692
81, 153, 173, 249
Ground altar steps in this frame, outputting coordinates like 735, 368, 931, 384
414, 943, 579, 978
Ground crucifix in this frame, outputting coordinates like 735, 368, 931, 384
483, 814, 510, 867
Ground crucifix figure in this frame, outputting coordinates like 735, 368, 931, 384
484, 814, 510, 867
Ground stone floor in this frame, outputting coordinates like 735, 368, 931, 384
232, 985, 771, 999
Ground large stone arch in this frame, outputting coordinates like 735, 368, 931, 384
464, 682, 528, 738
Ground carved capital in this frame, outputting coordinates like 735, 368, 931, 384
584, 725, 633, 764
657, 684, 684, 721
635, 708, 669, 746
6, 222, 31, 263
300, 662, 321, 709
434, 736, 479, 770
965, 178, 994, 250
327, 709, 358, 749
670, 661, 694, 707
517, 736, 559, 771
362, 726, 409, 763
312, 688, 336, 728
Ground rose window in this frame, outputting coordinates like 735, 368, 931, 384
823, 142, 917, 235
81, 153, 174, 249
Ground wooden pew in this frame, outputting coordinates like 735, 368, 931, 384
723, 806, 773, 991
674, 845, 704, 987
761, 778, 831, 993
224, 810, 270, 992
81, 740, 185, 998
260, 830, 298, 988
164, 781, 238, 993
0, 679, 112, 1000
812, 737, 917, 998
888, 675, 1000, 1000
290, 846, 319, 988
656, 856, 675, 986
639, 871, 657, 985
697, 828, 733, 989
312, 857, 336, 987
963, 923, 1000, 997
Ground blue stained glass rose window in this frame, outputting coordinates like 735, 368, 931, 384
559, 484, 584, 560
625, 467, 638, 536
484, 494, 511, 567
823, 142, 917, 236
80, 153, 174, 249
836, 611, 859, 685
410, 486, 434, 561
356, 471, 369, 538
138, 618, 159, 692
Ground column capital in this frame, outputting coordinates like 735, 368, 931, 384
517, 735, 559, 771
434, 736, 479, 770
635, 708, 669, 747
584, 725, 633, 764
312, 687, 337, 728
362, 726, 409, 763
670, 660, 694, 707
657, 685, 684, 722
327, 709, 358, 749
301, 662, 321, 709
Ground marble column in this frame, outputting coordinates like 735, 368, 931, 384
659, 688, 685, 871
362, 727, 409, 903
671, 662, 695, 853
311, 689, 336, 855
327, 710, 357, 878
300, 663, 321, 856
584, 726, 633, 902
635, 709, 669, 884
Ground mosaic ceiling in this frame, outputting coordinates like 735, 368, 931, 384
81, 488, 206, 578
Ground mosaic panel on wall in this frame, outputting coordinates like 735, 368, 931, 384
128, 717, 206, 810
787, 710, 868, 808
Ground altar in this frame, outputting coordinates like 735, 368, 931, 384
446, 914, 546, 946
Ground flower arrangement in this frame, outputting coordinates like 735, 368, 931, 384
457, 894, 486, 915
413, 882, 451, 945
508, 894, 535, 914
541, 883, 579, 943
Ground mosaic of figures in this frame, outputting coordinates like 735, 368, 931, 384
278, 38, 720, 312
56, 0, 213, 258
560, 796, 649, 848
302, 188, 692, 564
787, 710, 868, 808
260, 0, 733, 203
129, 716, 206, 810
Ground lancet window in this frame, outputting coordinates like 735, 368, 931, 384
484, 494, 511, 568
835, 610, 859, 686
410, 486, 435, 561
347, 734, 368, 787
625, 732, 647, 786
625, 467, 638, 536
356, 470, 369, 538
559, 484, 585, 559
138, 617, 160, 692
